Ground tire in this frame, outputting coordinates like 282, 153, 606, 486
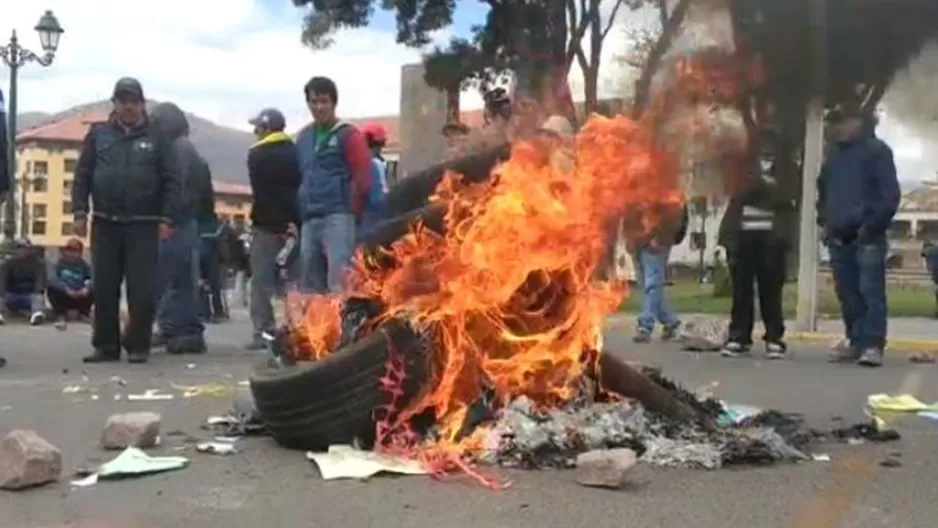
249, 320, 428, 451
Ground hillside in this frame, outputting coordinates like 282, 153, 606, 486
17, 101, 254, 183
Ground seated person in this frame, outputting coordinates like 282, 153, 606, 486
47, 238, 93, 329
0, 239, 46, 325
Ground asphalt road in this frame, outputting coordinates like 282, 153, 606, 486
2, 314, 938, 528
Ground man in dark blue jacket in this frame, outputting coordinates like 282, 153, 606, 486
818, 107, 900, 367
72, 77, 182, 364
150, 102, 211, 354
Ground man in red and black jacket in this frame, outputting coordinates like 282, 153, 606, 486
244, 107, 301, 349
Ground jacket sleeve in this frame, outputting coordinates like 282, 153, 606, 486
815, 161, 829, 228
863, 142, 901, 235
199, 158, 217, 222
47, 262, 66, 292
72, 128, 97, 219
156, 131, 183, 224
341, 127, 373, 217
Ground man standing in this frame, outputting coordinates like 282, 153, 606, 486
819, 107, 900, 367
72, 77, 181, 364
150, 102, 211, 354
630, 203, 687, 343
718, 127, 797, 359
297, 77, 372, 293
359, 122, 391, 239
245, 108, 301, 349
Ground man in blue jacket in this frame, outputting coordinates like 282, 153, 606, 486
296, 77, 372, 294
819, 107, 900, 367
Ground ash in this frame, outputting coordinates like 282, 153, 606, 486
476, 383, 817, 470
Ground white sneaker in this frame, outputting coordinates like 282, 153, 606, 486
721, 341, 751, 358
29, 312, 45, 326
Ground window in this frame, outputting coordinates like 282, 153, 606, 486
32, 178, 48, 192
63, 201, 73, 214
33, 161, 48, 176
31, 221, 46, 235
64, 158, 78, 174
63, 180, 73, 194
690, 231, 707, 251
32, 204, 47, 218
61, 222, 73, 236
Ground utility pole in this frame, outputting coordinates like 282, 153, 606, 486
795, 0, 827, 331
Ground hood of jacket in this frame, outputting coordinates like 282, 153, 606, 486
151, 102, 190, 140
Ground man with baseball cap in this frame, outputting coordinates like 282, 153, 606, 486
244, 108, 301, 349
72, 77, 182, 364
819, 106, 900, 367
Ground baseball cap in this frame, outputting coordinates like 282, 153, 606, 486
112, 77, 144, 100
248, 108, 286, 131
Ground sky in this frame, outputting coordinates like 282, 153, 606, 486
1, 0, 933, 184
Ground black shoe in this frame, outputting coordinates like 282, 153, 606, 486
721, 341, 751, 358
167, 335, 206, 355
83, 350, 121, 363
127, 351, 150, 364
0, 356, 6, 368
632, 330, 652, 343
661, 321, 682, 341
765, 341, 788, 360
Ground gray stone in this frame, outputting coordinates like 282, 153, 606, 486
575, 448, 638, 489
0, 430, 63, 490
101, 412, 161, 449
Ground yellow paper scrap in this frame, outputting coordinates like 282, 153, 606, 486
867, 394, 927, 412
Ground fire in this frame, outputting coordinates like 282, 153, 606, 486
352, 114, 684, 448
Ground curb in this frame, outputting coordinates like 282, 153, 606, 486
605, 314, 938, 354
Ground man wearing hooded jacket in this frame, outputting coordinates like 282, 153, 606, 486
150, 102, 214, 354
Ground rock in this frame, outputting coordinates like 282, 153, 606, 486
101, 412, 162, 449
575, 448, 638, 489
0, 430, 63, 490
678, 317, 727, 352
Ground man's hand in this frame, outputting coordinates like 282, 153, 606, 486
285, 223, 298, 237
78, 287, 90, 297
158, 223, 174, 241
73, 216, 88, 238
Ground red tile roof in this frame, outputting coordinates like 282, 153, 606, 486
17, 109, 110, 144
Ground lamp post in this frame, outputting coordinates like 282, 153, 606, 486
0, 10, 64, 242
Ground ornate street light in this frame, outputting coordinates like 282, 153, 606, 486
0, 10, 64, 241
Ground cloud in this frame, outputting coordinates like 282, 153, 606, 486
1, 0, 482, 132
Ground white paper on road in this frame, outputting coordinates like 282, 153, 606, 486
128, 389, 174, 401
306, 445, 427, 480
71, 447, 189, 487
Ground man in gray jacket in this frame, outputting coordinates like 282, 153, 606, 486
150, 102, 213, 354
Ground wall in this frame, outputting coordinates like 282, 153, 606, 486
214, 192, 252, 231
10, 142, 82, 248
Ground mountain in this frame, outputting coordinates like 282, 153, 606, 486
17, 101, 255, 183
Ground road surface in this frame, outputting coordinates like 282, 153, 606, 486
1, 313, 937, 527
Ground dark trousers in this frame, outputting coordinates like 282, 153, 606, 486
199, 238, 226, 319
728, 230, 787, 344
829, 239, 888, 351
48, 287, 93, 316
91, 219, 159, 357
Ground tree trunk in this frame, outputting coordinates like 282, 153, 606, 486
631, 0, 693, 117
445, 86, 461, 124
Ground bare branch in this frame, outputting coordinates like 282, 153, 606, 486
602, 0, 627, 40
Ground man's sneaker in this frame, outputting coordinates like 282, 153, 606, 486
633, 330, 652, 344
721, 341, 751, 358
245, 336, 268, 351
661, 321, 682, 341
765, 341, 788, 360
828, 339, 858, 363
54, 317, 67, 331
127, 351, 150, 364
857, 347, 884, 368
82, 350, 120, 363
29, 312, 44, 326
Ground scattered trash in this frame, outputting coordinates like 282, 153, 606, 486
717, 403, 763, 426
0, 405, 10, 412
306, 445, 427, 480
185, 364, 197, 370
101, 412, 162, 450
0, 430, 63, 491
171, 382, 233, 398
109, 376, 127, 387
196, 442, 238, 456
70, 447, 188, 487
62, 385, 89, 394
880, 454, 902, 468
910, 352, 936, 364
919, 411, 938, 421
867, 394, 931, 413
203, 392, 267, 437
811, 453, 831, 462
128, 390, 174, 401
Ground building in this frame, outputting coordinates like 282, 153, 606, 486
7, 108, 252, 248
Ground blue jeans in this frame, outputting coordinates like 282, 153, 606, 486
635, 246, 679, 333
155, 219, 203, 338
829, 239, 888, 350
4, 292, 44, 313
300, 213, 356, 294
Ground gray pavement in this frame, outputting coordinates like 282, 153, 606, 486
2, 313, 938, 527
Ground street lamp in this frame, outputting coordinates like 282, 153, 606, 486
0, 10, 64, 242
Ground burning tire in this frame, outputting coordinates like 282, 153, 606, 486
249, 321, 428, 450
